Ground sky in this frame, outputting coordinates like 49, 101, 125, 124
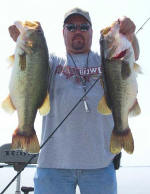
0, 0, 150, 168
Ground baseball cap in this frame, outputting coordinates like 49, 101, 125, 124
64, 7, 92, 25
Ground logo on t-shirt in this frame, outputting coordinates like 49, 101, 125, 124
55, 65, 101, 83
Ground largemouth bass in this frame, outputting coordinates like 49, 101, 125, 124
98, 22, 141, 154
2, 21, 50, 153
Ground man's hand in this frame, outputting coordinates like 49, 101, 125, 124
118, 16, 139, 60
8, 25, 20, 42
118, 16, 136, 36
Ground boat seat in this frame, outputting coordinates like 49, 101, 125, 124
21, 186, 34, 194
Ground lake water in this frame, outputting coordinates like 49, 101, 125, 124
0, 166, 150, 194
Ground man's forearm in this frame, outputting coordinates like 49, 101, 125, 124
131, 33, 140, 61
126, 33, 140, 61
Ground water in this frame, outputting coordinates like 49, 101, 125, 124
0, 166, 150, 194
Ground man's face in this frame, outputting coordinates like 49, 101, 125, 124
63, 15, 93, 54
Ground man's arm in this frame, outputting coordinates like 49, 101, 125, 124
129, 33, 140, 61
118, 16, 140, 61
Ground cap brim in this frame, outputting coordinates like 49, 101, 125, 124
64, 13, 91, 25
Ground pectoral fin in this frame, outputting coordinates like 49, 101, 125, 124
19, 53, 26, 71
8, 55, 15, 67
129, 99, 141, 117
1, 95, 16, 114
97, 95, 112, 115
39, 93, 50, 115
121, 61, 131, 79
134, 63, 142, 74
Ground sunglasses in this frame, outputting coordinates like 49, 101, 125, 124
65, 23, 91, 32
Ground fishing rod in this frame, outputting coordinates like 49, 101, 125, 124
1, 16, 150, 194
0, 164, 12, 168
136, 17, 150, 34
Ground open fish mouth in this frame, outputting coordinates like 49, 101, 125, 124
14, 21, 39, 32
14, 21, 40, 34
14, 21, 41, 54
23, 21, 39, 28
101, 21, 119, 35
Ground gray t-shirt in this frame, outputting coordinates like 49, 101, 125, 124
37, 51, 115, 169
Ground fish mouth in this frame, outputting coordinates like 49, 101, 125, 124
23, 21, 39, 29
14, 21, 40, 49
14, 21, 39, 33
101, 26, 111, 35
101, 21, 119, 35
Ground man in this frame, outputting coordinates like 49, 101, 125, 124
9, 7, 139, 194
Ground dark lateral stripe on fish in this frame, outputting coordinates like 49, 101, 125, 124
112, 49, 127, 59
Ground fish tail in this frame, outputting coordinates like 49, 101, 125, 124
12, 128, 40, 153
110, 128, 134, 154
